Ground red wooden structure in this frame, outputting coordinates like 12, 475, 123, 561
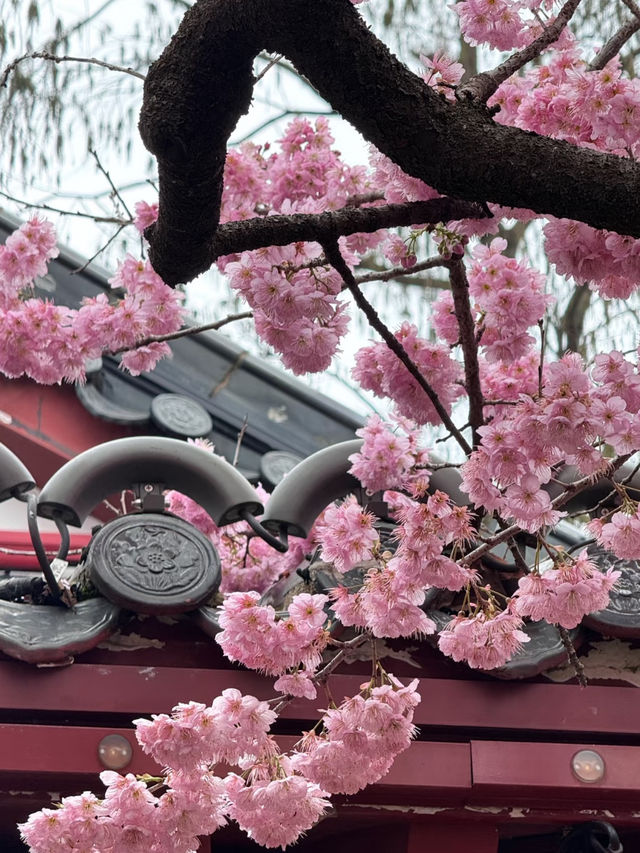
0, 376, 639, 852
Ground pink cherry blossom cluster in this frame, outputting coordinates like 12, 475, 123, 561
421, 51, 465, 100
432, 236, 552, 362
589, 507, 640, 561
326, 489, 475, 639
225, 761, 329, 849
386, 490, 477, 594
0, 219, 184, 383
314, 495, 380, 572
291, 675, 420, 794
513, 549, 620, 629
348, 413, 431, 493
490, 47, 640, 298
462, 351, 640, 529
225, 243, 349, 375
216, 590, 329, 675
134, 691, 277, 771
216, 118, 388, 374
455, 0, 555, 51
438, 607, 530, 669
353, 322, 464, 424
19, 769, 228, 853
0, 216, 58, 298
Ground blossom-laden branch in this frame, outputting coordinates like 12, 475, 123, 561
457, 0, 583, 102
139, 0, 640, 286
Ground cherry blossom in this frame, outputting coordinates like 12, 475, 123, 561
18, 0, 640, 845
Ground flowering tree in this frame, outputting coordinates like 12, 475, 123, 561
9, 0, 640, 849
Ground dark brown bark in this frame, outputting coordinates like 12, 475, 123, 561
139, 0, 640, 285
448, 259, 484, 448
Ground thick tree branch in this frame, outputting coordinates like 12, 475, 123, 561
209, 199, 487, 262
139, 0, 640, 286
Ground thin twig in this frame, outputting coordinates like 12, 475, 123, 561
0, 50, 145, 89
321, 238, 472, 455
0, 189, 130, 225
233, 416, 249, 468
254, 53, 284, 82
448, 258, 484, 447
565, 456, 640, 519
354, 256, 449, 286
72, 224, 127, 274
538, 319, 546, 398
313, 633, 370, 685
270, 632, 371, 712
279, 255, 449, 286
109, 311, 253, 355
458, 0, 583, 102
89, 148, 133, 220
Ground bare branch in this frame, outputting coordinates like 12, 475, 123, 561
354, 256, 449, 286
0, 189, 130, 225
89, 149, 133, 220
72, 224, 128, 274
0, 50, 145, 90
109, 312, 254, 355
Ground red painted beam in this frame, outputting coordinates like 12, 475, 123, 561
0, 530, 91, 570
1, 662, 639, 739
0, 724, 469, 804
0, 724, 159, 777
471, 740, 640, 806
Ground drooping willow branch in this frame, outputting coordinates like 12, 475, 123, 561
139, 0, 640, 287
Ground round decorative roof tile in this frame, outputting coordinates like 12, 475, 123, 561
88, 513, 220, 614
150, 393, 213, 438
